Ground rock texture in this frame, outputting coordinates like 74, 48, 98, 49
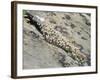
23, 10, 91, 69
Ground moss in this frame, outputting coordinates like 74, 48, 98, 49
23, 10, 27, 15
81, 36, 87, 40
65, 14, 71, 20
71, 23, 76, 29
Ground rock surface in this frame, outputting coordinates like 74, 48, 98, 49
23, 10, 91, 69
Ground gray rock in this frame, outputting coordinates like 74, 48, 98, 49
23, 10, 91, 69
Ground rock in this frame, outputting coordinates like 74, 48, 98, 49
23, 10, 91, 69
